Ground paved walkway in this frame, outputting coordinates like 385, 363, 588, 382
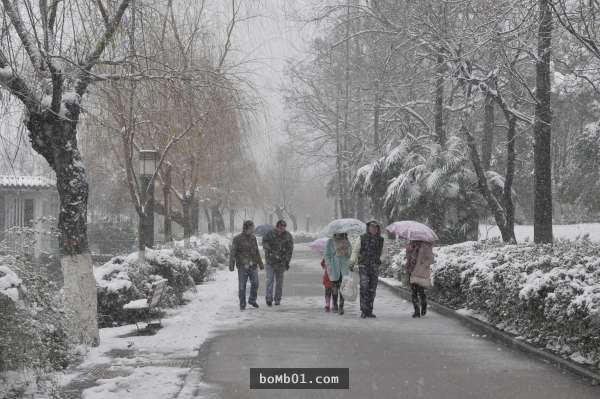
189, 245, 599, 399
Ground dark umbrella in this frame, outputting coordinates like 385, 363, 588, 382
255, 224, 274, 236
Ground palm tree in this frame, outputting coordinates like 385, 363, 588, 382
354, 134, 486, 243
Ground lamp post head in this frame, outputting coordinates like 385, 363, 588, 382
139, 149, 159, 177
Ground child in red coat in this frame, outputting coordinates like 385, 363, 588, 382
321, 258, 333, 312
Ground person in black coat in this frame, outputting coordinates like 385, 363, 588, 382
350, 220, 384, 318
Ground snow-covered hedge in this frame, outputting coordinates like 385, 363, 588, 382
391, 241, 600, 368
95, 234, 229, 327
0, 254, 73, 373
173, 233, 230, 269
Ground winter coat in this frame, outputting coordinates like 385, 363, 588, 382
324, 238, 351, 282
350, 223, 384, 267
405, 241, 434, 287
230, 232, 264, 270
262, 229, 294, 270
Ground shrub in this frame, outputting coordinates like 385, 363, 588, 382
0, 253, 74, 373
96, 234, 229, 327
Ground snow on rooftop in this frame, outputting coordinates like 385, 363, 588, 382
0, 175, 56, 189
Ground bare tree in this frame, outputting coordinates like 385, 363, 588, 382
0, 0, 132, 345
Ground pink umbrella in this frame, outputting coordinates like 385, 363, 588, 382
309, 237, 329, 255
386, 221, 439, 242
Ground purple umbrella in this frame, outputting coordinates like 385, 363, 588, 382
309, 237, 329, 255
386, 221, 439, 242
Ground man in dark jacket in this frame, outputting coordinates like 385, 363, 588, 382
262, 220, 294, 306
230, 220, 264, 310
351, 220, 384, 318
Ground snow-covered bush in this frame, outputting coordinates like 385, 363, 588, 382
389, 240, 600, 367
291, 231, 320, 243
174, 234, 230, 269
96, 234, 229, 327
0, 253, 73, 373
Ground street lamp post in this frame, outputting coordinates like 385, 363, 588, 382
139, 150, 158, 248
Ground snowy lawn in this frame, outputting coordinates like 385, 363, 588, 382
479, 223, 600, 242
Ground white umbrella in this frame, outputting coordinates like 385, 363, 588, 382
386, 221, 439, 242
322, 218, 366, 237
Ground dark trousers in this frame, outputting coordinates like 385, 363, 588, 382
359, 265, 379, 315
238, 266, 259, 307
410, 282, 426, 312
265, 264, 284, 303
330, 276, 344, 309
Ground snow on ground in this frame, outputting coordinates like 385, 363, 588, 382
65, 269, 252, 399
379, 277, 404, 288
479, 223, 600, 242
82, 367, 188, 399
82, 270, 240, 367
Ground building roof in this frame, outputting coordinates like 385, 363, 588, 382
0, 175, 57, 190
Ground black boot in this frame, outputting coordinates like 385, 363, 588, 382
421, 301, 427, 316
412, 304, 421, 318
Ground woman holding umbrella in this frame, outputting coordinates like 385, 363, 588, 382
405, 240, 434, 317
386, 221, 437, 318
324, 232, 353, 315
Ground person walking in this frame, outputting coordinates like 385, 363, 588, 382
405, 240, 434, 318
350, 220, 384, 318
229, 220, 264, 311
262, 219, 294, 306
324, 233, 352, 315
320, 258, 333, 312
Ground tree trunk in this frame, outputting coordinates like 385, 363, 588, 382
334, 197, 339, 219
191, 199, 200, 235
211, 206, 225, 233
137, 214, 146, 261
335, 100, 346, 218
482, 96, 495, 171
356, 193, 367, 221
288, 212, 298, 231
533, 0, 554, 244
305, 215, 311, 232
163, 164, 172, 243
434, 50, 446, 146
182, 197, 192, 247
503, 116, 517, 242
373, 80, 380, 149
229, 208, 236, 233
26, 111, 99, 346
463, 125, 514, 242
140, 175, 155, 248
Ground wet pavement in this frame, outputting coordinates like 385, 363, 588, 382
192, 244, 600, 399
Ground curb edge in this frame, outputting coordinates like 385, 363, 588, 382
379, 277, 600, 386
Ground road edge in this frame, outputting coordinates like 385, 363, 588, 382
378, 278, 600, 386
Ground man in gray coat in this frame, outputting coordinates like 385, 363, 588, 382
262, 220, 294, 306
